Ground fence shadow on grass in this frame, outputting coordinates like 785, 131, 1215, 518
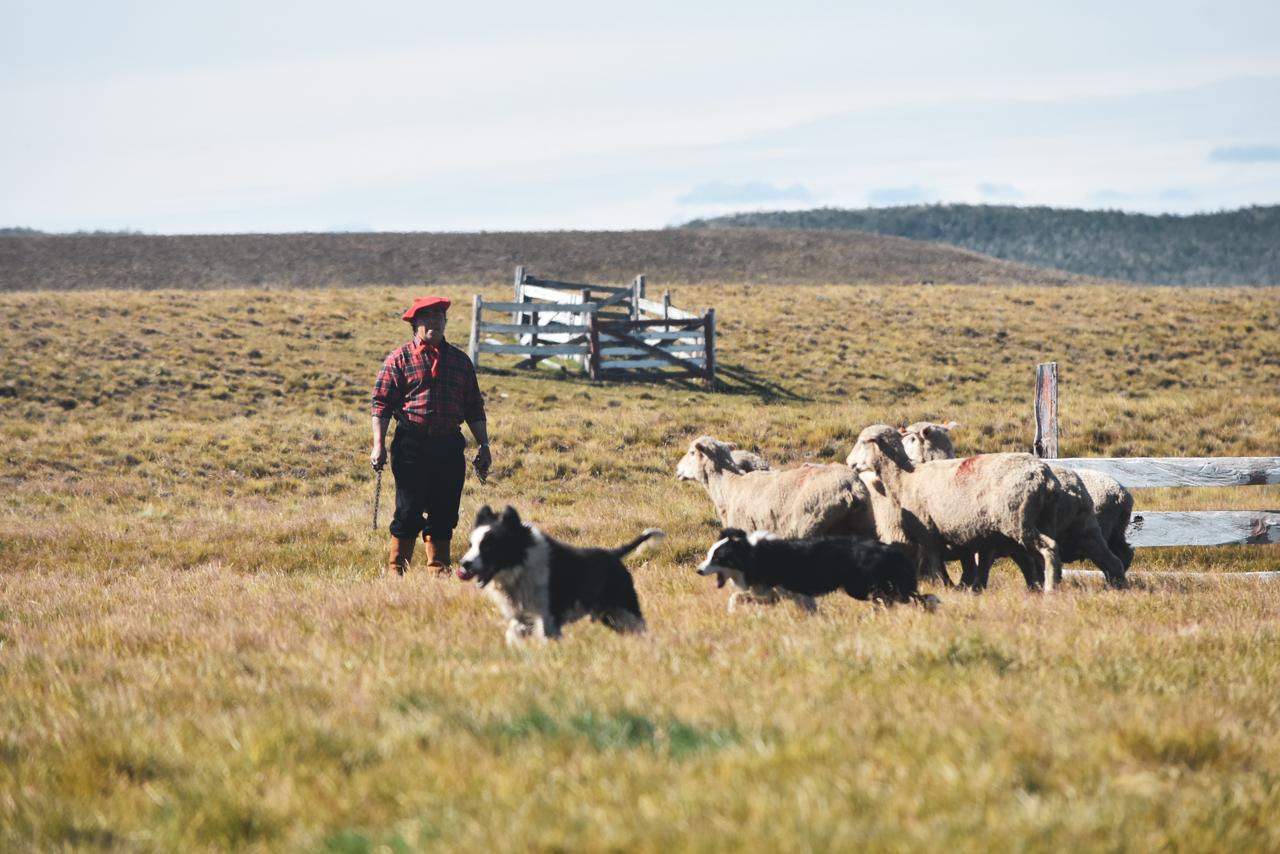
479, 361, 806, 402
709, 363, 809, 402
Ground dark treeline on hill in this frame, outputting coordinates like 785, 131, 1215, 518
0, 229, 1091, 291
683, 204, 1280, 285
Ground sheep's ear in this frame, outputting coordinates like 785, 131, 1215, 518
727, 441, 739, 450
943, 421, 961, 431
897, 426, 908, 434
694, 437, 717, 455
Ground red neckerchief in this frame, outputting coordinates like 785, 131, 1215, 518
411, 337, 443, 379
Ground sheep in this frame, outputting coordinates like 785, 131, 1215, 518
847, 424, 1067, 590
902, 421, 1134, 586
676, 436, 876, 610
730, 448, 771, 472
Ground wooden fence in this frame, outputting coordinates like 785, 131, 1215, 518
467, 267, 715, 384
1033, 362, 1279, 551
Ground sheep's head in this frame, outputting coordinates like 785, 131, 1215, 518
847, 425, 914, 492
676, 436, 743, 482
902, 420, 959, 464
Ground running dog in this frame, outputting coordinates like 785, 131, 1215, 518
458, 505, 662, 644
696, 529, 940, 610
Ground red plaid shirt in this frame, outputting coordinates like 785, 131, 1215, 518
372, 338, 486, 429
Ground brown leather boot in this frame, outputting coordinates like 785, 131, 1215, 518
388, 536, 416, 576
423, 534, 452, 576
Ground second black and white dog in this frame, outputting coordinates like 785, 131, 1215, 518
696, 529, 940, 610
458, 505, 663, 644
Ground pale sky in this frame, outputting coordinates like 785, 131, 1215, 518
3, 1, 1280, 233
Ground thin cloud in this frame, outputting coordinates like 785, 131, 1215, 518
678, 180, 814, 205
1209, 144, 1280, 163
977, 182, 1024, 200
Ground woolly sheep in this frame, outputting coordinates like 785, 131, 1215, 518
902, 421, 1134, 585
676, 436, 876, 610
847, 424, 1066, 590
678, 436, 875, 538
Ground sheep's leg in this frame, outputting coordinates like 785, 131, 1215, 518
958, 552, 981, 590
975, 550, 998, 591
1034, 533, 1060, 593
936, 562, 955, 587
915, 542, 948, 588
1075, 522, 1129, 589
1007, 548, 1039, 590
1011, 539, 1046, 592
1110, 531, 1135, 572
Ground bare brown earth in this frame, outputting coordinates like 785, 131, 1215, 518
0, 228, 1097, 291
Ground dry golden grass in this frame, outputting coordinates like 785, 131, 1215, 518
1, 283, 1278, 851
0, 230, 1092, 292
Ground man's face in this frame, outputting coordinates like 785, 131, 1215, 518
413, 308, 447, 343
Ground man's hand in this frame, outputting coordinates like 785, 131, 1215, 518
472, 444, 492, 482
371, 443, 386, 471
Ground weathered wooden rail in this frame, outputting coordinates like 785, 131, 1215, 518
468, 267, 715, 384
1034, 361, 1279, 552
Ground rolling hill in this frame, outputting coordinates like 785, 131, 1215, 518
0, 228, 1095, 292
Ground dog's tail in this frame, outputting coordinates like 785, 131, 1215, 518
612, 528, 665, 558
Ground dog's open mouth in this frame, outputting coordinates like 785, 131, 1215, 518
696, 563, 728, 588
458, 564, 500, 587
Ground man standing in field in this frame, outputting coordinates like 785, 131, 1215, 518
371, 296, 491, 576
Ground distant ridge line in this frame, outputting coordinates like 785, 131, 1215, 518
683, 203, 1280, 286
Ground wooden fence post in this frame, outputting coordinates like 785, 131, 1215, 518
1034, 361, 1059, 458
587, 311, 601, 381
469, 295, 482, 368
631, 275, 644, 320
512, 265, 526, 326
703, 308, 716, 387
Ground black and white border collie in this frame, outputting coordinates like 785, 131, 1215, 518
696, 529, 940, 611
458, 505, 663, 645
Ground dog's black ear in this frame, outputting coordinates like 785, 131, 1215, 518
475, 504, 497, 525
720, 528, 747, 541
501, 505, 521, 526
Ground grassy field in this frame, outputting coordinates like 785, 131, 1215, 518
1, 282, 1278, 851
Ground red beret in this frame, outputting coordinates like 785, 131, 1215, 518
402, 296, 451, 321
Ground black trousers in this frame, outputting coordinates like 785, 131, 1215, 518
388, 428, 467, 542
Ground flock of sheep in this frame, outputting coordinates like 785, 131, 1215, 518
676, 422, 1133, 608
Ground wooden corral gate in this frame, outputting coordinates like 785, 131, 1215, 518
467, 267, 715, 384
1033, 362, 1279, 557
